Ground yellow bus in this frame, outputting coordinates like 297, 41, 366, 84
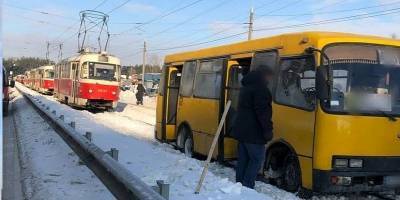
155, 32, 400, 194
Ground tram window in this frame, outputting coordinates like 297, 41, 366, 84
275, 56, 316, 110
180, 61, 197, 97
194, 59, 223, 99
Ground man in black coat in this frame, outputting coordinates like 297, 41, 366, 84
136, 80, 146, 105
231, 68, 274, 189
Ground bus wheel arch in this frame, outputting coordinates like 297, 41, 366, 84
264, 140, 302, 192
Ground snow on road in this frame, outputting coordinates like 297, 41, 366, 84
11, 89, 113, 200
16, 83, 300, 200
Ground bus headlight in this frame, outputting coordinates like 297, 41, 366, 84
349, 159, 363, 168
334, 159, 348, 168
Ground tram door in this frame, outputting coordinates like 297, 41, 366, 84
71, 62, 79, 104
163, 66, 181, 141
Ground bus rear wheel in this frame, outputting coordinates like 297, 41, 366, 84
283, 153, 301, 192
183, 133, 193, 158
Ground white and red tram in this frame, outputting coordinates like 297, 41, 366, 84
35, 65, 54, 94
54, 51, 121, 110
27, 69, 36, 89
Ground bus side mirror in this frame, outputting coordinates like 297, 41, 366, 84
316, 66, 329, 100
9, 80, 15, 88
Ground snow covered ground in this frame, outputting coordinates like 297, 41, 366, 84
10, 89, 113, 200
15, 83, 393, 200
16, 83, 301, 200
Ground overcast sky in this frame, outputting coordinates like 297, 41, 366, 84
2, 0, 400, 65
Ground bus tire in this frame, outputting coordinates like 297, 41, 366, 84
176, 127, 186, 150
283, 153, 301, 192
183, 131, 194, 158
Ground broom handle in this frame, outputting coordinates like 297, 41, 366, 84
194, 100, 231, 194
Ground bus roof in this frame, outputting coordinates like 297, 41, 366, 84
164, 31, 400, 64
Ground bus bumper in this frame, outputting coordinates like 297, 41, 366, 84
313, 170, 400, 193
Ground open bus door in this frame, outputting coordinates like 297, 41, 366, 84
161, 66, 181, 141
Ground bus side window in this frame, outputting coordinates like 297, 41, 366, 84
275, 56, 316, 110
250, 51, 278, 91
194, 59, 223, 99
180, 61, 197, 97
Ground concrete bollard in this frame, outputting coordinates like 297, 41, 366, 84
152, 180, 169, 200
84, 132, 92, 141
59, 115, 64, 121
107, 148, 119, 161
69, 121, 75, 129
46, 106, 50, 110
52, 110, 56, 115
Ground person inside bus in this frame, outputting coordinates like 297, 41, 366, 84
136, 79, 146, 105
231, 66, 274, 189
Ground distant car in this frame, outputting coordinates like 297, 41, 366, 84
120, 84, 131, 91
3, 68, 15, 116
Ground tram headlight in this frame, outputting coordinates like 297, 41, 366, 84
89, 89, 93, 93
349, 159, 363, 168
112, 91, 116, 95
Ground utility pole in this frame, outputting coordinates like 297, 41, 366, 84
58, 44, 63, 61
247, 7, 254, 41
142, 41, 147, 81
46, 41, 50, 62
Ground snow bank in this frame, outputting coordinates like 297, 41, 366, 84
11, 89, 113, 199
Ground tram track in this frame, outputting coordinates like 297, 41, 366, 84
16, 86, 165, 200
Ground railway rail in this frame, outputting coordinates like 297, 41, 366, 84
16, 87, 166, 200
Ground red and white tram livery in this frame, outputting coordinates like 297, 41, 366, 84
54, 51, 121, 110
36, 65, 54, 94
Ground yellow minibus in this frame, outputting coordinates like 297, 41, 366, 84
155, 32, 400, 194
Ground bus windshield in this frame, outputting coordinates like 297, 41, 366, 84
323, 44, 400, 116
87, 62, 118, 81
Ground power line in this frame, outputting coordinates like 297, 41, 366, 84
254, 7, 400, 32
260, 0, 400, 17
115, 0, 205, 36
128, 6, 400, 56
107, 0, 131, 14
145, 0, 231, 40
257, 0, 305, 17
163, 0, 305, 49
93, 0, 109, 10
2, 3, 78, 21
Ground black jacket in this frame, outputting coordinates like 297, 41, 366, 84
231, 71, 273, 144
136, 84, 146, 95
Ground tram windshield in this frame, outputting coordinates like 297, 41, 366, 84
84, 62, 118, 81
44, 69, 54, 78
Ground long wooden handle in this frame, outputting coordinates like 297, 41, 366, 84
194, 100, 232, 194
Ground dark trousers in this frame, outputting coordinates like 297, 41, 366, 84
236, 142, 266, 189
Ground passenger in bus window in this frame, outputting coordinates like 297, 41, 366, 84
136, 79, 146, 105
231, 66, 274, 189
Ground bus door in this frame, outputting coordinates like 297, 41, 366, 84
163, 66, 181, 140
221, 60, 244, 160
71, 62, 79, 104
